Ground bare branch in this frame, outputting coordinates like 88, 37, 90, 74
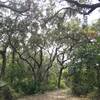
64, 0, 100, 15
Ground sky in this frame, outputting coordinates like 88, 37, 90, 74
77, 8, 100, 25
88, 8, 100, 24
87, 0, 100, 24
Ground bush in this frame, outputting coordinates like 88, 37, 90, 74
72, 83, 90, 96
19, 80, 37, 94
47, 69, 58, 90
0, 83, 13, 100
60, 80, 66, 89
6, 63, 38, 94
66, 68, 96, 96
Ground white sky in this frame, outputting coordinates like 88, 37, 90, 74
88, 8, 100, 24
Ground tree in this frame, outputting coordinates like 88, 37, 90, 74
4, 0, 60, 91
0, 17, 11, 79
61, 0, 100, 15
66, 20, 100, 95
57, 47, 71, 88
0, 0, 31, 13
70, 41, 100, 94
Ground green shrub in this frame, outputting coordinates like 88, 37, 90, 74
0, 85, 13, 100
19, 80, 37, 94
60, 80, 66, 89
66, 68, 97, 96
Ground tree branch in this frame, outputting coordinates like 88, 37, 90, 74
0, 1, 31, 13
8, 35, 36, 78
65, 0, 100, 15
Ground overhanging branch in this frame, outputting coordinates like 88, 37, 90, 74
64, 0, 100, 15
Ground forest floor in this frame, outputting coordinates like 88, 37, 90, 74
18, 89, 90, 100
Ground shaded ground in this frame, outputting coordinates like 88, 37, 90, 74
18, 89, 89, 100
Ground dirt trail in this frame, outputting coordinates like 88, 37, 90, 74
18, 89, 89, 100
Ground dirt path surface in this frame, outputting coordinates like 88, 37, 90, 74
18, 89, 89, 100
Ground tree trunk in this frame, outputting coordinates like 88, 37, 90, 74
12, 50, 15, 64
0, 50, 6, 79
58, 68, 63, 88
